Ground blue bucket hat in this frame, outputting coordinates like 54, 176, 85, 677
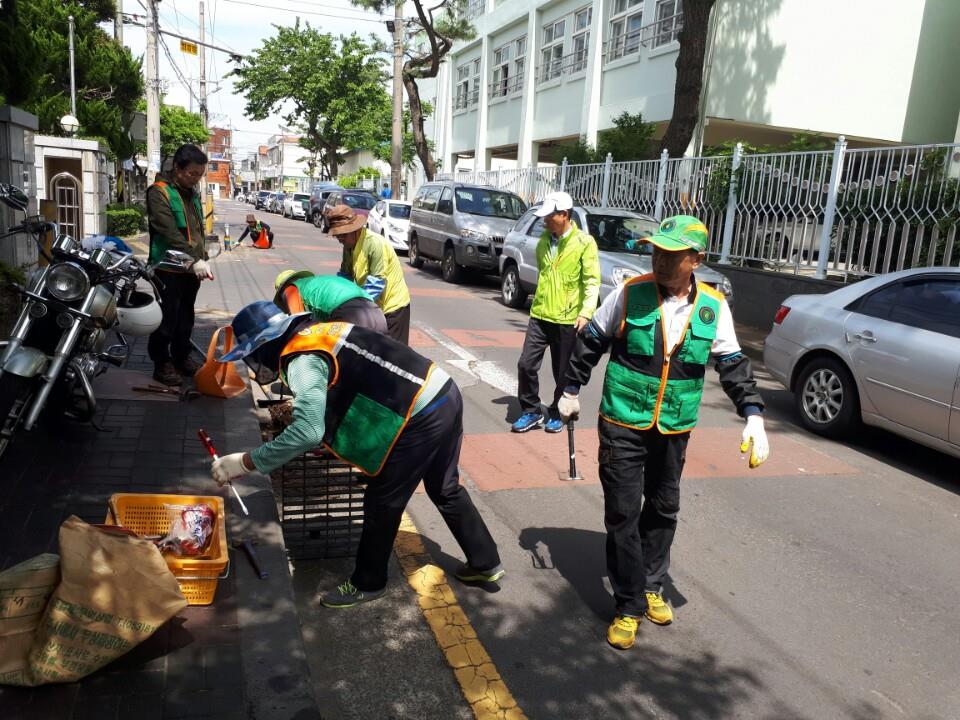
219, 301, 310, 363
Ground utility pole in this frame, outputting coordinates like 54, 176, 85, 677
114, 2, 123, 44
145, 0, 162, 184
68, 16, 77, 117
199, 1, 209, 199
389, 5, 403, 198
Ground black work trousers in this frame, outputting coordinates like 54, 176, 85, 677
598, 418, 689, 617
517, 317, 577, 414
384, 303, 411, 345
351, 382, 501, 591
147, 270, 201, 366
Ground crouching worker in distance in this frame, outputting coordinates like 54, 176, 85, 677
273, 269, 387, 335
209, 301, 504, 606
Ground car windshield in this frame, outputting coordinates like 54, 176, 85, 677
258, 191, 270, 197
586, 215, 657, 255
343, 194, 377, 210
388, 204, 411, 219
293, 193, 309, 202
454, 188, 526, 219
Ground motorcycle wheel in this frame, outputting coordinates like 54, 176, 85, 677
0, 374, 34, 459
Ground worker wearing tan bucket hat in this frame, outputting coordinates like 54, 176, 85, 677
327, 204, 411, 344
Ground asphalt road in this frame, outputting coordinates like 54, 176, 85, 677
211, 199, 960, 720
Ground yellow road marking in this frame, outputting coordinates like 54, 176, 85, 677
396, 513, 526, 720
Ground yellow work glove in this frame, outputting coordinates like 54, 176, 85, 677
739, 415, 769, 469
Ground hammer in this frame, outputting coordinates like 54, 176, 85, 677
232, 537, 268, 579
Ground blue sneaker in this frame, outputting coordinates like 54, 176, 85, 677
511, 411, 544, 433
544, 416, 564, 433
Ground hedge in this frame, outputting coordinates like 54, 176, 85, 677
106, 205, 147, 237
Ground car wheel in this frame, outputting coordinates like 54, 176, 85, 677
500, 263, 527, 308
408, 235, 424, 268
441, 246, 463, 283
795, 356, 860, 438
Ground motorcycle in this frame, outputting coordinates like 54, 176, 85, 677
0, 184, 216, 459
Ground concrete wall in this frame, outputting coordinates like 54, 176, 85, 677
709, 263, 845, 330
0, 106, 38, 270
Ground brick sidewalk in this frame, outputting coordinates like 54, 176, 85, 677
0, 319, 322, 720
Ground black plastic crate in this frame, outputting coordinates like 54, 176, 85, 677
273, 449, 366, 560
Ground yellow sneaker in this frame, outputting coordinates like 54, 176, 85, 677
607, 615, 640, 650
644, 591, 673, 625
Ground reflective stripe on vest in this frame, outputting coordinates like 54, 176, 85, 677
278, 321, 435, 475
600, 275, 723, 434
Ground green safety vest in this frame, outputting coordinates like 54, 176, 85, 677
600, 275, 723, 434
148, 180, 205, 265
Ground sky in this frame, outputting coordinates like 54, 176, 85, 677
119, 0, 396, 160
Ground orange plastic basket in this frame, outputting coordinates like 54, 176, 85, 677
104, 493, 229, 605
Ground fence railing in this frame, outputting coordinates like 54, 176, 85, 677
434, 138, 960, 280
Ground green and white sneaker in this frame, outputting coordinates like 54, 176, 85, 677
454, 563, 505, 583
319, 580, 386, 608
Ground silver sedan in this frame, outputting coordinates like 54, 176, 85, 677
763, 267, 960, 459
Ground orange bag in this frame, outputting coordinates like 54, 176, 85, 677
194, 325, 247, 398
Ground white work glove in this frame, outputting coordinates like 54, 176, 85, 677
192, 259, 214, 280
558, 392, 580, 423
211, 452, 251, 486
739, 415, 769, 469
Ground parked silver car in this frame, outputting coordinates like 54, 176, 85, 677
407, 182, 527, 282
367, 200, 411, 252
763, 267, 960, 459
498, 205, 734, 309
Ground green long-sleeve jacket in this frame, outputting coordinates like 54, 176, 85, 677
529, 225, 601, 324
146, 173, 207, 266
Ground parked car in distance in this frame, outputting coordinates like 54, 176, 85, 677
763, 267, 960, 458
254, 190, 272, 210
367, 200, 411, 252
235, 193, 245, 203
498, 205, 734, 309
407, 182, 527, 282
266, 192, 285, 213
319, 190, 377, 232
282, 192, 310, 219
309, 185, 344, 227
301, 198, 310, 221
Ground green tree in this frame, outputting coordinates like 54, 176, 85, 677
231, 24, 390, 179
349, 0, 475, 180
597, 112, 657, 161
1, 0, 143, 159
371, 102, 434, 170
158, 104, 209, 167
553, 136, 602, 165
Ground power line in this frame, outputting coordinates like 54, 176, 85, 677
220, 0, 389, 23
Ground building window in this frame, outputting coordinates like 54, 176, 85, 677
490, 34, 526, 98
455, 63, 471, 110
652, 0, 681, 47
608, 0, 643, 61
471, 58, 481, 106
540, 18, 565, 82
571, 6, 592, 73
208, 162, 219, 172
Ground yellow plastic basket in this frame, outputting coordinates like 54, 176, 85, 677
104, 493, 229, 605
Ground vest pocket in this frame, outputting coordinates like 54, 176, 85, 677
332, 393, 405, 474
600, 362, 659, 427
677, 327, 713, 365
625, 319, 656, 357
658, 377, 705, 432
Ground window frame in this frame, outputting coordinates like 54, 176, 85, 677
652, 0, 682, 48
608, 0, 644, 62
540, 18, 566, 82
571, 7, 593, 73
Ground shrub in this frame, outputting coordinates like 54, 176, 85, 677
106, 207, 147, 237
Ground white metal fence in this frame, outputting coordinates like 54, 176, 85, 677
437, 137, 960, 280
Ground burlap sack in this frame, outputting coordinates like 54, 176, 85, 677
0, 554, 60, 685
16, 516, 187, 686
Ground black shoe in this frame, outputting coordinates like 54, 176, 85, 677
454, 563, 505, 583
174, 356, 202, 377
153, 361, 182, 386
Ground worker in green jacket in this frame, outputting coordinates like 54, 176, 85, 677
557, 215, 770, 651
512, 191, 600, 433
273, 269, 388, 334
146, 143, 213, 386
328, 205, 412, 344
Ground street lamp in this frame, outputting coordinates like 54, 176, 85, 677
60, 114, 80, 135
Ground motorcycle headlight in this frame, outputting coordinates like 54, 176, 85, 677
612, 267, 639, 286
47, 262, 90, 302
718, 276, 733, 297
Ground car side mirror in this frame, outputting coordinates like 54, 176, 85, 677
437, 199, 452, 214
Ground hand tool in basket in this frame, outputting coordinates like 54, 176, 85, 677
197, 429, 250, 516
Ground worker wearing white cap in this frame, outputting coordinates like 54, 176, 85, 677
511, 191, 601, 433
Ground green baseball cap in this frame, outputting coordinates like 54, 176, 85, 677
645, 215, 709, 253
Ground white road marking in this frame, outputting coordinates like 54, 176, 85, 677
417, 323, 518, 397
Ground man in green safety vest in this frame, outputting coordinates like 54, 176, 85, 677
146, 144, 213, 386
558, 215, 770, 651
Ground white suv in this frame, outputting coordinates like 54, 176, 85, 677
281, 192, 310, 219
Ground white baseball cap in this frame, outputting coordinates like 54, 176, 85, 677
534, 191, 574, 217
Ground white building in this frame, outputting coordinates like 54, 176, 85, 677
259, 133, 315, 192
426, 0, 960, 172
33, 136, 111, 239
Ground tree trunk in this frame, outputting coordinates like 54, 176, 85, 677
659, 0, 716, 157
403, 72, 436, 181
